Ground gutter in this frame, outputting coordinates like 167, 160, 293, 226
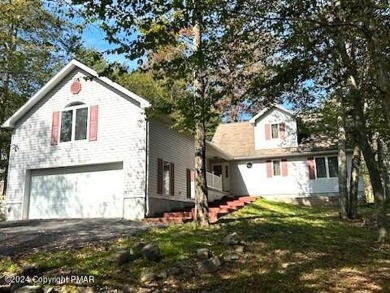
232, 148, 353, 161
144, 119, 150, 217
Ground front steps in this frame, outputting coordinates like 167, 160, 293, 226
143, 196, 257, 224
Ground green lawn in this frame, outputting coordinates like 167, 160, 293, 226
1, 199, 389, 292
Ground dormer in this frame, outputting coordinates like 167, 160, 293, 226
250, 105, 298, 149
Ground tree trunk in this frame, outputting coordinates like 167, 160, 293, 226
377, 138, 390, 203
338, 104, 348, 220
351, 86, 387, 242
194, 120, 209, 226
361, 155, 374, 203
348, 144, 361, 219
192, 21, 209, 226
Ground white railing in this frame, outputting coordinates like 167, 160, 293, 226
206, 171, 223, 191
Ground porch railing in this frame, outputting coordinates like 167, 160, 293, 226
206, 171, 223, 191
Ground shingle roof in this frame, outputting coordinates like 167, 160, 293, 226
212, 122, 255, 157
211, 122, 338, 160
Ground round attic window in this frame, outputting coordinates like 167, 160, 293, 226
70, 79, 82, 94
246, 162, 253, 169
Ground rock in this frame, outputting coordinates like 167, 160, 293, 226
140, 272, 159, 283
224, 254, 240, 262
13, 286, 43, 293
129, 242, 146, 257
223, 232, 240, 246
197, 256, 221, 273
109, 249, 131, 265
234, 245, 246, 253
44, 287, 58, 293
140, 243, 161, 262
196, 248, 210, 259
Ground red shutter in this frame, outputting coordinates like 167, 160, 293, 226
89, 105, 98, 141
51, 111, 59, 145
279, 123, 286, 139
265, 124, 271, 140
307, 157, 316, 180
282, 159, 288, 177
170, 163, 174, 196
157, 158, 163, 194
266, 160, 273, 178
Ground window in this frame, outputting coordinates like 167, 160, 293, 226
328, 157, 338, 177
60, 104, 88, 142
163, 162, 171, 195
273, 160, 281, 176
157, 158, 174, 196
313, 156, 338, 179
271, 124, 279, 139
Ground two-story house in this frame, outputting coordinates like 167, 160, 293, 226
210, 105, 362, 204
1, 60, 361, 221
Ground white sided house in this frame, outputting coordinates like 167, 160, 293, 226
210, 106, 363, 204
2, 60, 361, 221
2, 60, 219, 221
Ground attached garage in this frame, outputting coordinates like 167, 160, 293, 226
27, 163, 124, 219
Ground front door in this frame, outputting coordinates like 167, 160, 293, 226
212, 163, 230, 192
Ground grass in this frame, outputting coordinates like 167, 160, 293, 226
1, 199, 389, 292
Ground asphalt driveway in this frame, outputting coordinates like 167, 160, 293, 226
0, 219, 160, 257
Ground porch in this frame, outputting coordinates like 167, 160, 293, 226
205, 141, 233, 201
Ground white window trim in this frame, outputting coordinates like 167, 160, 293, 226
272, 160, 281, 177
314, 156, 338, 179
59, 104, 89, 143
163, 161, 171, 196
271, 123, 279, 139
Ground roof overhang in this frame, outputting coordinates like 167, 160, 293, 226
2, 59, 151, 129
206, 141, 234, 160
249, 105, 294, 125
232, 148, 342, 161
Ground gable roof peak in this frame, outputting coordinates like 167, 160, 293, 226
2, 59, 150, 129
249, 104, 293, 125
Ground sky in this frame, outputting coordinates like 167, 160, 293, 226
81, 24, 139, 71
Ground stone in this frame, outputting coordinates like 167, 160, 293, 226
197, 256, 221, 273
140, 243, 161, 262
223, 232, 240, 246
224, 254, 240, 262
109, 249, 131, 265
234, 245, 246, 253
140, 272, 159, 283
129, 242, 146, 257
44, 287, 58, 293
13, 286, 43, 293
196, 248, 210, 260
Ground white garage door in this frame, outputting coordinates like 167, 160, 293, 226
28, 163, 124, 219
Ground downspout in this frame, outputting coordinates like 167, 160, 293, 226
144, 119, 150, 217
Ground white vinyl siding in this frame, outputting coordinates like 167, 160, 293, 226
230, 154, 363, 198
6, 67, 147, 220
148, 119, 195, 200
253, 108, 298, 149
